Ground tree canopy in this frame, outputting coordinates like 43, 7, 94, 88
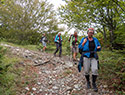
0, 0, 63, 44
59, 0, 125, 49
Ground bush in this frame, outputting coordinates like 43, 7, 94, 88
99, 50, 125, 94
0, 46, 19, 95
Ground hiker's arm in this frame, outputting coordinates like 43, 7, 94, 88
82, 38, 87, 46
78, 38, 84, 49
96, 39, 101, 51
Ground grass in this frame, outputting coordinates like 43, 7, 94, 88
0, 44, 38, 95
0, 48, 21, 95
0, 41, 71, 56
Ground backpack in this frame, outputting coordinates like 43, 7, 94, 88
40, 37, 44, 42
53, 36, 56, 42
44, 37, 48, 42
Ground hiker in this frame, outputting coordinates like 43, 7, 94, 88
54, 32, 62, 57
78, 28, 101, 92
70, 31, 79, 61
40, 33, 48, 51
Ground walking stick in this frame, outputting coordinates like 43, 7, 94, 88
70, 46, 72, 61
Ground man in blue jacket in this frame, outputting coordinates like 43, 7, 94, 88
54, 32, 62, 57
78, 28, 101, 92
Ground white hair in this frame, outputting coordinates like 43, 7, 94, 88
58, 32, 61, 35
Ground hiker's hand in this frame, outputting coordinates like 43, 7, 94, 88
82, 38, 87, 46
97, 46, 101, 49
70, 46, 72, 49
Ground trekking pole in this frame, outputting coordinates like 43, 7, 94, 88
70, 46, 72, 61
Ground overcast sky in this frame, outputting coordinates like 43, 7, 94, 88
47, 0, 66, 11
47, 0, 85, 35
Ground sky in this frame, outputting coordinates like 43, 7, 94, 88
47, 0, 85, 36
47, 0, 66, 11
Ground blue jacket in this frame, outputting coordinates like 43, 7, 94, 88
54, 34, 62, 43
78, 37, 101, 58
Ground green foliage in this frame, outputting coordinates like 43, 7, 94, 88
99, 50, 125, 94
0, 45, 22, 95
0, 47, 13, 94
0, 0, 63, 45
59, 0, 125, 49
114, 23, 125, 44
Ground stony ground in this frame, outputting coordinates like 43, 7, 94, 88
1, 43, 114, 95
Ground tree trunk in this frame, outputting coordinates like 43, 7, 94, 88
109, 29, 115, 51
103, 26, 107, 44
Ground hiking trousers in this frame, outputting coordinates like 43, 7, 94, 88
83, 57, 98, 75
54, 43, 62, 56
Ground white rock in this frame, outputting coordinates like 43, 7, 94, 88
67, 91, 70, 94
104, 85, 108, 88
65, 61, 73, 67
53, 71, 56, 73
25, 87, 30, 91
39, 72, 42, 74
62, 85, 65, 87
37, 82, 41, 85
48, 81, 52, 85
25, 50, 30, 53
74, 84, 79, 89
67, 86, 72, 90
34, 60, 38, 64
73, 88, 76, 91
30, 93, 34, 95
16, 49, 20, 51
88, 93, 92, 95
49, 76, 52, 79
53, 86, 58, 90
32, 87, 37, 91
39, 89, 42, 92
44, 71, 51, 74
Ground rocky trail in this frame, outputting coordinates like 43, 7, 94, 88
1, 43, 113, 95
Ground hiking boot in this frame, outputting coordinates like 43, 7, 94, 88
92, 82, 98, 92
92, 75, 98, 92
87, 81, 91, 89
85, 75, 91, 89
54, 53, 56, 57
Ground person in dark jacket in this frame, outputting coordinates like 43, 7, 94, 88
54, 32, 62, 57
78, 28, 101, 92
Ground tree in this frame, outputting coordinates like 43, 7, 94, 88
59, 0, 125, 48
0, 0, 63, 44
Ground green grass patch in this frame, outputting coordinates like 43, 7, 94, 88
0, 47, 22, 95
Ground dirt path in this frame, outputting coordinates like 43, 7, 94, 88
1, 43, 113, 95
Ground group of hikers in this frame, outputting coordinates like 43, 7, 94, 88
40, 28, 101, 92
